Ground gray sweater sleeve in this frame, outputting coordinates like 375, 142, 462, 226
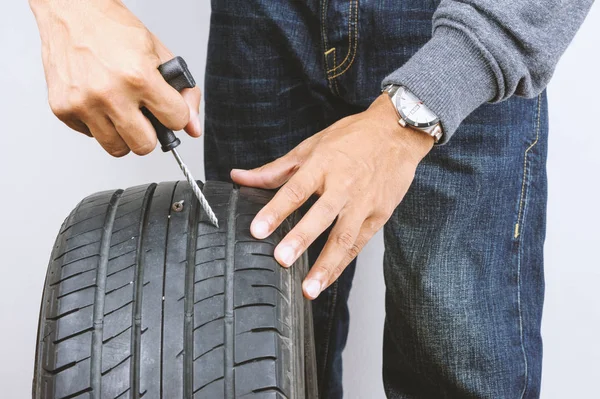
382, 0, 594, 144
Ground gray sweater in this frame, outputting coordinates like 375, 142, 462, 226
383, 0, 594, 144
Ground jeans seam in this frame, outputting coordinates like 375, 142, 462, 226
514, 95, 542, 239
325, 47, 341, 95
328, 0, 359, 79
318, 279, 339, 395
321, 0, 337, 94
515, 94, 542, 399
326, 0, 357, 73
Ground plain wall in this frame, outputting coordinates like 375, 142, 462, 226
0, 1, 597, 397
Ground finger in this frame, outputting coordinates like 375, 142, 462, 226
273, 191, 346, 267
250, 165, 322, 239
301, 213, 364, 300
333, 217, 381, 280
110, 107, 157, 155
64, 119, 92, 137
182, 86, 202, 137
231, 153, 302, 189
150, 33, 175, 63
141, 69, 190, 132
85, 115, 130, 157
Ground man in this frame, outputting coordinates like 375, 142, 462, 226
29, 0, 593, 397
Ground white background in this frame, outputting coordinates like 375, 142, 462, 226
0, 1, 598, 398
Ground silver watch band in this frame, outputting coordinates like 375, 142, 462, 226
383, 84, 443, 143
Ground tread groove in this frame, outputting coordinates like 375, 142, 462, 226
60, 254, 99, 269
101, 355, 131, 376
91, 189, 124, 399
56, 284, 97, 300
224, 185, 239, 399
108, 248, 137, 262
193, 316, 225, 332
53, 326, 94, 345
49, 268, 96, 287
234, 303, 276, 310
66, 226, 103, 241
60, 210, 108, 234
47, 304, 93, 321
114, 388, 131, 399
194, 274, 225, 284
235, 267, 275, 273
193, 343, 225, 362
193, 292, 224, 305
57, 387, 93, 399
53, 242, 98, 262
194, 258, 226, 267
251, 386, 289, 399
43, 356, 91, 375
251, 283, 288, 300
131, 184, 156, 399
103, 326, 132, 344
193, 376, 225, 395
104, 300, 134, 317
234, 355, 276, 367
105, 281, 132, 296
160, 182, 179, 399
183, 193, 199, 399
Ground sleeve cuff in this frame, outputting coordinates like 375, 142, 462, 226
382, 25, 498, 144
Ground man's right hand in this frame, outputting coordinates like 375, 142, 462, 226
30, 0, 202, 157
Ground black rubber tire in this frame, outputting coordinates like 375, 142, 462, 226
33, 181, 318, 399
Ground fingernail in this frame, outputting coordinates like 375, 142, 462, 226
251, 220, 270, 239
231, 168, 246, 177
277, 245, 295, 266
304, 279, 322, 299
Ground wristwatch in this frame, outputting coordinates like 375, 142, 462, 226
383, 84, 443, 143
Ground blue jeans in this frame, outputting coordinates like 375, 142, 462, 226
204, 1, 548, 398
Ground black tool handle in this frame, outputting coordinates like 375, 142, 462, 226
142, 56, 196, 152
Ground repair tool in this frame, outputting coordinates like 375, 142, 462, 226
142, 56, 219, 227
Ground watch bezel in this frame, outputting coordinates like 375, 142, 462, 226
395, 87, 440, 128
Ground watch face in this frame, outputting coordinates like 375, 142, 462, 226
395, 88, 440, 128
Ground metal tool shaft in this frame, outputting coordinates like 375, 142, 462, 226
171, 149, 219, 227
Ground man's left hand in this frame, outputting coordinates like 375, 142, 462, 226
231, 94, 434, 299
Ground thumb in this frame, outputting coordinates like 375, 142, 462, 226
182, 86, 202, 137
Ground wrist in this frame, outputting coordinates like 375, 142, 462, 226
374, 94, 434, 162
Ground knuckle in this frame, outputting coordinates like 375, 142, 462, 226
107, 146, 130, 158
282, 183, 307, 206
332, 263, 346, 281
335, 231, 355, 251
172, 106, 190, 130
49, 94, 86, 120
347, 242, 361, 259
87, 82, 114, 103
291, 231, 310, 250
313, 264, 332, 280
130, 141, 155, 156
318, 199, 336, 216
49, 98, 70, 120
122, 67, 148, 89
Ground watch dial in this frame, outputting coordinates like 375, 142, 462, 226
396, 88, 439, 127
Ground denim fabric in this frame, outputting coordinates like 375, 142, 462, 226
204, 1, 548, 398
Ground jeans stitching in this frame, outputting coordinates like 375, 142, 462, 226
326, 47, 341, 95
318, 279, 339, 395
321, 0, 336, 93
514, 95, 542, 239
328, 0, 359, 79
515, 94, 542, 399
326, 0, 355, 73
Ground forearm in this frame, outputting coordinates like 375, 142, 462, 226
384, 0, 595, 143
